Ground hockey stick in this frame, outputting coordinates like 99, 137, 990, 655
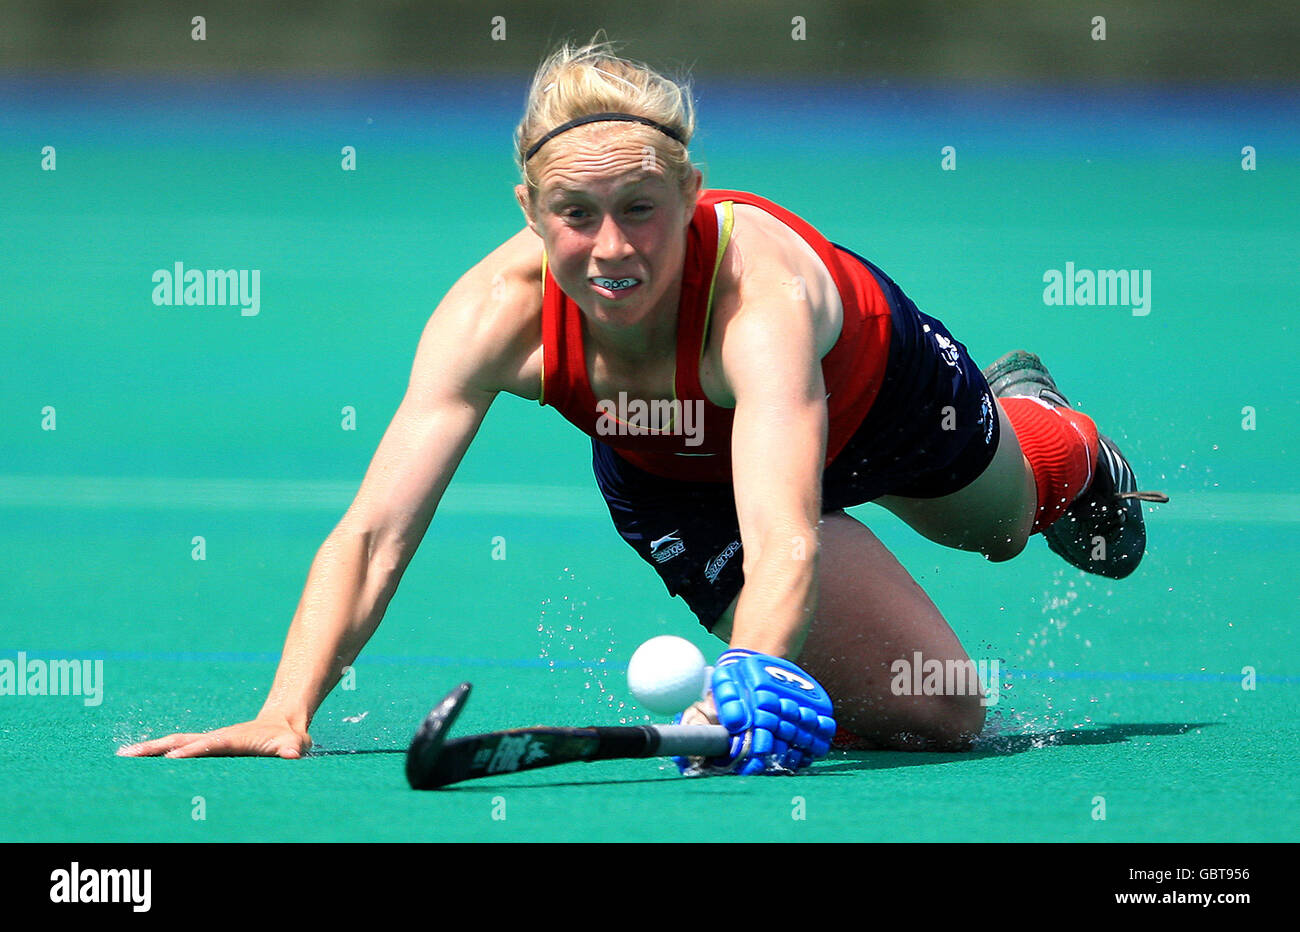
405, 682, 730, 789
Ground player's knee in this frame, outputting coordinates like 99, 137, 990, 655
840, 693, 987, 752
856, 692, 986, 752
921, 692, 986, 750
893, 692, 986, 751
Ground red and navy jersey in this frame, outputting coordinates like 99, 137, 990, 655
538, 189, 893, 482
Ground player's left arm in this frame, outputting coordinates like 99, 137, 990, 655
716, 223, 830, 661
677, 217, 839, 775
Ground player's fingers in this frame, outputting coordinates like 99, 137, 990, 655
163, 728, 253, 758
677, 695, 740, 773
678, 695, 718, 727
164, 728, 308, 759
117, 733, 206, 757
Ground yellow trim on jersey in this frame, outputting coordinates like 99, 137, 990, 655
659, 200, 733, 436
700, 200, 735, 364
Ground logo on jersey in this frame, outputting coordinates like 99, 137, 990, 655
704, 540, 741, 583
650, 531, 685, 564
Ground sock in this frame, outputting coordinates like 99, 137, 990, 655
1001, 396, 1100, 534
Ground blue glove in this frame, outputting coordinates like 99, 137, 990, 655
674, 649, 836, 775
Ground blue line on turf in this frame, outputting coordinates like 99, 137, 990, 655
2, 648, 1297, 684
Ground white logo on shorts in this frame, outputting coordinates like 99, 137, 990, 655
650, 531, 685, 564
934, 332, 962, 369
979, 392, 995, 445
704, 540, 741, 583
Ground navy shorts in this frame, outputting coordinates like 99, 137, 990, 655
592, 249, 1000, 631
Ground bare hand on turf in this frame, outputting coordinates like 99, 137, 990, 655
116, 714, 311, 759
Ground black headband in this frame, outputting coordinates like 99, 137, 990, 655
524, 112, 685, 161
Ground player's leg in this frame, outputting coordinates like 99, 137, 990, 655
821, 256, 1040, 564
713, 510, 987, 750
876, 399, 1037, 562
837, 254, 1164, 576
880, 350, 1167, 578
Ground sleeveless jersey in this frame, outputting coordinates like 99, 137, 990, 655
539, 189, 892, 483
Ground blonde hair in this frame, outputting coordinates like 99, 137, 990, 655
514, 33, 701, 200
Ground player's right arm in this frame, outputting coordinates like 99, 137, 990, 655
119, 232, 544, 759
